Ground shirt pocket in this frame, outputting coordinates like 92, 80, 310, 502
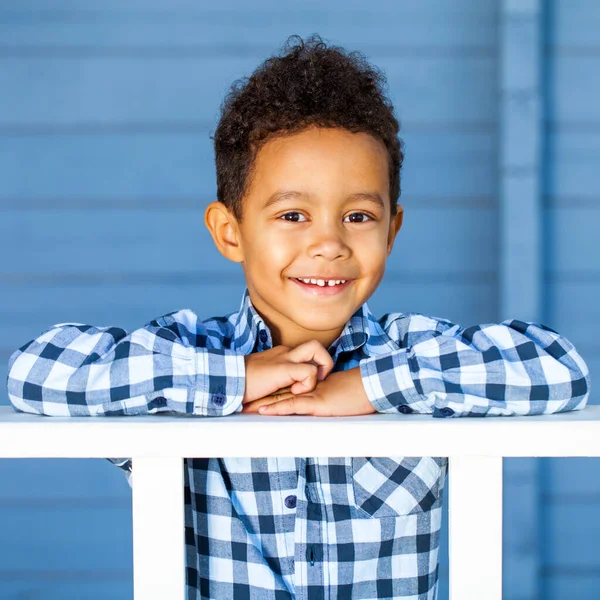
351, 456, 443, 518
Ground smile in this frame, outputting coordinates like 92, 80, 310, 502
290, 277, 352, 296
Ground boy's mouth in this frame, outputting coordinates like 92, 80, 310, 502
289, 277, 352, 296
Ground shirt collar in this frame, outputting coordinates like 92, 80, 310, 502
233, 287, 393, 357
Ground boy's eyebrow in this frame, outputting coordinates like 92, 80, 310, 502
263, 190, 385, 210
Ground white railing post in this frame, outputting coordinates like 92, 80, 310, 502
131, 457, 186, 600
2, 406, 600, 599
449, 456, 503, 600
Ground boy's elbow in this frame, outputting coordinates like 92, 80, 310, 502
570, 351, 592, 410
572, 369, 591, 410
548, 367, 591, 414
545, 341, 592, 413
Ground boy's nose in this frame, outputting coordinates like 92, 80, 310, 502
306, 235, 351, 260
304, 218, 352, 255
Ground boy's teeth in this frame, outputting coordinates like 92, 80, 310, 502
296, 278, 346, 286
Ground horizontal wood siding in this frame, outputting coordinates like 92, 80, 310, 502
1, 2, 501, 599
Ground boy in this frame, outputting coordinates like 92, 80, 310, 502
6, 34, 590, 600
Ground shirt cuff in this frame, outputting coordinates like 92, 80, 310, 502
359, 349, 423, 414
192, 348, 246, 416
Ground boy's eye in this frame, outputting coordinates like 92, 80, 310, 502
343, 212, 373, 223
278, 212, 374, 223
279, 212, 307, 223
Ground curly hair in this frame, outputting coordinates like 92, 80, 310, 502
211, 33, 404, 222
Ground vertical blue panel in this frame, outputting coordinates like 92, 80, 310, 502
500, 1, 543, 599
541, 1, 600, 597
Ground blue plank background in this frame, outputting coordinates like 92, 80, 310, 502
0, 1, 597, 598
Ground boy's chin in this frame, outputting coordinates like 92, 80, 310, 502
287, 307, 353, 331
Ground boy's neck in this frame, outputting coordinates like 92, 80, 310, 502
247, 290, 346, 351
271, 326, 345, 352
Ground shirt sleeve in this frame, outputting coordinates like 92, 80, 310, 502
6, 309, 246, 418
359, 314, 591, 417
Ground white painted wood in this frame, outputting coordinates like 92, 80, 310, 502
2, 406, 599, 599
449, 456, 503, 600
1, 406, 599, 458
131, 457, 185, 600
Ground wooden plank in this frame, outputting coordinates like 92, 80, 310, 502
0, 207, 498, 276
546, 208, 600, 272
0, 504, 132, 570
0, 0, 498, 28
0, 458, 130, 499
544, 502, 600, 567
131, 457, 184, 600
543, 456, 600, 495
0, 132, 497, 200
2, 406, 600, 461
0, 7, 497, 51
550, 0, 600, 47
0, 579, 131, 600
499, 2, 543, 598
542, 574, 600, 600
550, 56, 600, 123
449, 456, 502, 600
541, 0, 600, 597
0, 55, 496, 127
547, 280, 600, 348
546, 132, 600, 199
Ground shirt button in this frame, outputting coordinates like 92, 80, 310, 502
398, 405, 413, 414
259, 330, 268, 343
284, 495, 297, 509
440, 407, 454, 417
155, 396, 167, 406
212, 393, 226, 407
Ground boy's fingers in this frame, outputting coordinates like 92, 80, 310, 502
266, 386, 293, 397
242, 392, 295, 413
286, 340, 333, 381
259, 396, 313, 416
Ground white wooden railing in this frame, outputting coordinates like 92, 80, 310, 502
1, 405, 599, 600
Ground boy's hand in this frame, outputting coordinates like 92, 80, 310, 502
242, 340, 334, 404
242, 366, 376, 417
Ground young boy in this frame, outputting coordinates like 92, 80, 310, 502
6, 34, 590, 600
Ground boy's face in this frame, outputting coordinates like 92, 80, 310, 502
205, 126, 404, 350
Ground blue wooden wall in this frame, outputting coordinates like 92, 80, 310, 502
0, 1, 596, 598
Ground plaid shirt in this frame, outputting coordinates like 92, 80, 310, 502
7, 288, 590, 599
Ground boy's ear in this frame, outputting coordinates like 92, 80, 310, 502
204, 201, 244, 263
386, 205, 404, 255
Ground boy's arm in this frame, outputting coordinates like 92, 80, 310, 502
6, 309, 245, 417
359, 314, 591, 417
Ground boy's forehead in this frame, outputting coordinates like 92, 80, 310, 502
255, 126, 388, 167
247, 127, 390, 204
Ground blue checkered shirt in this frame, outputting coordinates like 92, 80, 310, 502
7, 287, 590, 599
